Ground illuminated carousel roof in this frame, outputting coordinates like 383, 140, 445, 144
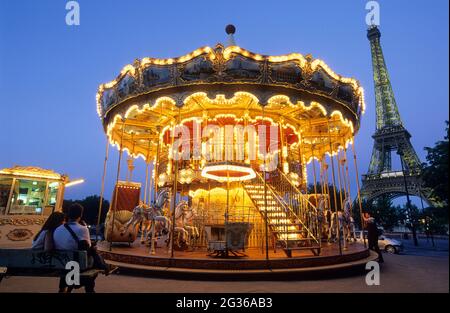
96, 43, 365, 161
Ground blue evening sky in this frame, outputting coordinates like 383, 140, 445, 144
0, 0, 448, 206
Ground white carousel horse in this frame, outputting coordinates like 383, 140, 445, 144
121, 188, 171, 253
342, 197, 356, 242
173, 200, 199, 248
328, 210, 345, 243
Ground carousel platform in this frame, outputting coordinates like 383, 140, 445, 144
98, 241, 376, 279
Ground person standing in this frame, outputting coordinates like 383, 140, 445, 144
363, 212, 384, 263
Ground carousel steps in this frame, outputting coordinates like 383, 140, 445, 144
243, 182, 321, 257
244, 183, 306, 248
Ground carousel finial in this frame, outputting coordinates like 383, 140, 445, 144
225, 24, 236, 46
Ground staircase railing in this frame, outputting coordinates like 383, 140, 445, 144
266, 169, 321, 245
251, 171, 319, 246
273, 168, 319, 213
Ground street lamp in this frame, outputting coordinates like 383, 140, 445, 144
397, 150, 419, 246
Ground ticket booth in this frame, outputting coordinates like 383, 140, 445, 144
0, 166, 82, 247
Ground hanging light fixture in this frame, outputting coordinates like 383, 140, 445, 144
201, 161, 255, 182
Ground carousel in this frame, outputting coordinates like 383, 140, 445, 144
96, 26, 375, 274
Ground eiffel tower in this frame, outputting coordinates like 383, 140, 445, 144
360, 25, 437, 207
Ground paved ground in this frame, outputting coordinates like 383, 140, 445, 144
0, 238, 447, 293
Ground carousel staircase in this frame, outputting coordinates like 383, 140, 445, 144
243, 170, 320, 257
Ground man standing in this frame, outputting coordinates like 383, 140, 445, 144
363, 212, 384, 263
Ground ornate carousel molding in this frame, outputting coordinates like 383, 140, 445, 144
97, 44, 365, 124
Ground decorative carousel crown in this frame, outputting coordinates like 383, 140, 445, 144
96, 44, 365, 127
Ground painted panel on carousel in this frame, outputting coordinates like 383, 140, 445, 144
101, 87, 116, 112
338, 83, 354, 103
310, 69, 335, 93
270, 61, 303, 85
117, 74, 137, 100
180, 56, 214, 82
223, 55, 262, 81
143, 65, 172, 87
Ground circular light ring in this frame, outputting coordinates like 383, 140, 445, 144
201, 163, 256, 182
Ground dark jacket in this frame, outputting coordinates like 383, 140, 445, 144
366, 220, 379, 244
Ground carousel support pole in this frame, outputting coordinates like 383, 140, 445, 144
143, 161, 149, 204
343, 145, 355, 242
298, 128, 307, 216
126, 132, 136, 182
311, 144, 321, 245
169, 158, 179, 257
296, 131, 303, 209
311, 145, 319, 204
169, 109, 181, 258
143, 139, 152, 204
319, 156, 327, 241
110, 119, 126, 251
320, 155, 331, 218
341, 146, 353, 217
342, 147, 351, 200
226, 169, 230, 257
150, 210, 157, 255
351, 140, 367, 247
148, 160, 154, 206
310, 141, 319, 237
263, 106, 270, 263
153, 125, 162, 202
96, 138, 110, 242
309, 121, 319, 205
319, 155, 325, 195
327, 118, 342, 255
336, 150, 347, 250
319, 128, 332, 212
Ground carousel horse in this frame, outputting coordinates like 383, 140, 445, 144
316, 195, 329, 240
175, 200, 200, 246
342, 197, 357, 242
328, 210, 345, 243
121, 188, 171, 248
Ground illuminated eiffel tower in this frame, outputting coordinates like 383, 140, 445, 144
360, 26, 437, 207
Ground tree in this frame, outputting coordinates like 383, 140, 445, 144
396, 203, 419, 231
361, 196, 400, 231
422, 121, 449, 207
417, 206, 449, 235
63, 195, 109, 225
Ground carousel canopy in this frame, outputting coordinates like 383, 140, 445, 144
96, 44, 365, 162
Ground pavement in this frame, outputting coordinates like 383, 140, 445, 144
400, 238, 448, 256
0, 238, 448, 293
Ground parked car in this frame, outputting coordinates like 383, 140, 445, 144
88, 224, 105, 241
355, 231, 403, 254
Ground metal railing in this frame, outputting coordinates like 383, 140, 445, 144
247, 170, 319, 247
266, 169, 320, 245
